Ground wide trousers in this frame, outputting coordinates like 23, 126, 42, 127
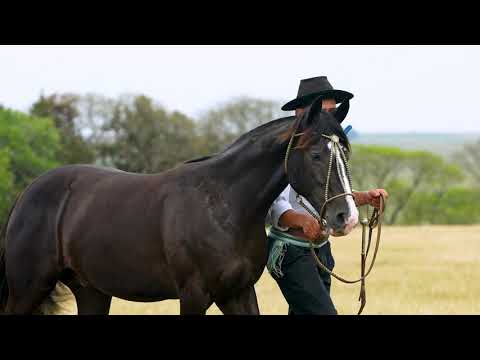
267, 236, 337, 315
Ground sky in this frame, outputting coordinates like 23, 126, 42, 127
1, 45, 480, 134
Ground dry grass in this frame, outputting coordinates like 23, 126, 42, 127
61, 225, 480, 315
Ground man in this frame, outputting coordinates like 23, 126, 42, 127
266, 76, 388, 315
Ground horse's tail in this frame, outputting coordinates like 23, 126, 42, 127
34, 282, 75, 315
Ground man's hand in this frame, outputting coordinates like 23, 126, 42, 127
299, 214, 322, 240
354, 189, 389, 209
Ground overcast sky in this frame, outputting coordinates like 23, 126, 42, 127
1, 45, 479, 133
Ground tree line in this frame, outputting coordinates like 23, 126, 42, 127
0, 93, 479, 225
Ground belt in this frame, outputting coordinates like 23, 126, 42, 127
268, 227, 329, 249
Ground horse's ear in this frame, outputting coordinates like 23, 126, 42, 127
332, 99, 350, 124
300, 96, 324, 129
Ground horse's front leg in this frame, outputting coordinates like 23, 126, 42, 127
179, 276, 213, 315
216, 286, 260, 315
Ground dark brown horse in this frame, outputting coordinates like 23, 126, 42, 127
0, 96, 356, 315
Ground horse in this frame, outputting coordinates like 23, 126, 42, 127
0, 95, 358, 315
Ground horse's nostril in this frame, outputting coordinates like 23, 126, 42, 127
336, 212, 347, 224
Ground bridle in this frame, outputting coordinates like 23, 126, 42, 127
284, 120, 385, 315
284, 119, 355, 228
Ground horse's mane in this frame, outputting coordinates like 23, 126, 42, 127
183, 112, 350, 165
183, 116, 295, 164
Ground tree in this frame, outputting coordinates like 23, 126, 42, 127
97, 95, 199, 173
456, 139, 480, 185
0, 149, 13, 219
404, 187, 480, 224
197, 96, 284, 155
350, 145, 464, 224
30, 93, 95, 165
350, 145, 406, 190
0, 108, 61, 221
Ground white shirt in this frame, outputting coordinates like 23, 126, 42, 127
266, 185, 321, 231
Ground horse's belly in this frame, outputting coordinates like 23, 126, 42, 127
99, 278, 178, 302
77, 259, 179, 301
65, 231, 179, 300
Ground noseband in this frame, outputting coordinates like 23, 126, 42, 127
283, 121, 385, 315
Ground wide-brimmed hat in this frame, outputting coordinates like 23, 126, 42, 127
281, 76, 354, 111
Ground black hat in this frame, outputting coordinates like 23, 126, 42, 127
281, 76, 354, 111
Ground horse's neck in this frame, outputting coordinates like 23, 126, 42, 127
210, 118, 292, 222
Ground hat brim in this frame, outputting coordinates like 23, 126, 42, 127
281, 90, 354, 111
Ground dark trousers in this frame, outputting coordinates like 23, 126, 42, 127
267, 236, 337, 315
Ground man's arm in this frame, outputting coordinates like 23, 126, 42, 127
266, 186, 323, 240
266, 186, 293, 231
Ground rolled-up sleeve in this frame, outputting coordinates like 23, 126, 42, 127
265, 186, 293, 231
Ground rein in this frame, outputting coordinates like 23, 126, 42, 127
284, 123, 386, 315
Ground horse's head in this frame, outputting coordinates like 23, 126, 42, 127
284, 96, 359, 236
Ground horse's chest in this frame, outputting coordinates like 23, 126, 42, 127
213, 253, 265, 298
221, 234, 268, 281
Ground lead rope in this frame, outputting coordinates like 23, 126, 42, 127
285, 129, 386, 315
300, 193, 385, 315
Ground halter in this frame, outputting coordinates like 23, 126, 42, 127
283, 124, 385, 315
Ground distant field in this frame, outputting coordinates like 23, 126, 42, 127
100, 225, 480, 315
350, 132, 480, 158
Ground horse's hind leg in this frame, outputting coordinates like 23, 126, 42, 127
68, 284, 112, 315
6, 286, 56, 314
215, 286, 260, 315
5, 267, 58, 315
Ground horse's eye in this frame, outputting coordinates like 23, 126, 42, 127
311, 153, 322, 160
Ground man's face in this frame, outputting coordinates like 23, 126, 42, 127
321, 99, 337, 112
295, 98, 337, 117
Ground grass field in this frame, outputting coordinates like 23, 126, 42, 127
62, 225, 480, 315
